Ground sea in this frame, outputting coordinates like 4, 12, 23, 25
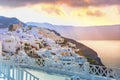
79, 40, 120, 68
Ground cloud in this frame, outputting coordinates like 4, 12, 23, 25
86, 10, 105, 17
63, 0, 120, 7
41, 6, 63, 15
117, 6, 120, 14
0, 0, 56, 7
77, 13, 82, 16
0, 0, 120, 8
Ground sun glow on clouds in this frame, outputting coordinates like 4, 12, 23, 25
31, 4, 120, 26
0, 1, 120, 26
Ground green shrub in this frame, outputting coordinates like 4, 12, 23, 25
85, 57, 97, 65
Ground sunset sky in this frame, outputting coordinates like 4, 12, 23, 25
0, 0, 120, 26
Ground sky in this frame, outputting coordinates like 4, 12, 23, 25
0, 0, 120, 26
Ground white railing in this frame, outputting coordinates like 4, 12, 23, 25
0, 61, 39, 80
1, 59, 120, 80
89, 64, 120, 80
26, 58, 120, 80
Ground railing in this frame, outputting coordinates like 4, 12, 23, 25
30, 58, 120, 80
46, 61, 120, 80
89, 64, 120, 80
1, 58, 120, 80
0, 61, 39, 80
44, 59, 86, 73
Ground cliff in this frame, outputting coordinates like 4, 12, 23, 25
64, 37, 103, 65
48, 29, 103, 66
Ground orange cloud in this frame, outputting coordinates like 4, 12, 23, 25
0, 0, 120, 26
86, 10, 105, 17
117, 6, 120, 14
41, 6, 63, 15
84, 0, 91, 4
58, 0, 91, 7
1, 0, 120, 8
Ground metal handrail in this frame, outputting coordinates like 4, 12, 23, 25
1, 59, 120, 80
0, 61, 39, 80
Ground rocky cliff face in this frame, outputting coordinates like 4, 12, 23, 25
63, 37, 104, 66
47, 29, 103, 66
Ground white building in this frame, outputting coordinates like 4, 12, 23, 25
2, 36, 20, 53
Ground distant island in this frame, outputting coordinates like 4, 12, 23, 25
27, 22, 120, 40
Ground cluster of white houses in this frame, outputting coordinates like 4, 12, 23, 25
0, 26, 87, 71
1, 24, 120, 80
